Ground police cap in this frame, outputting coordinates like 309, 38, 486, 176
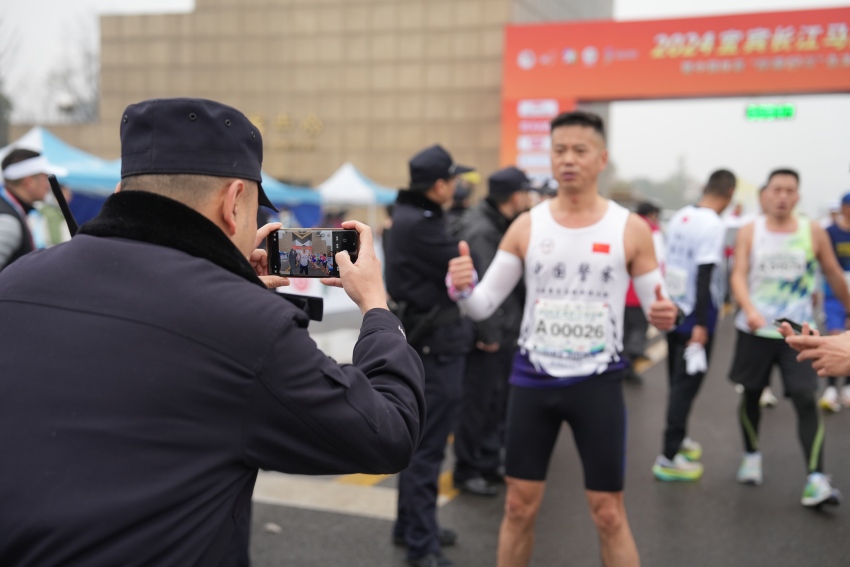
488, 166, 531, 199
408, 144, 473, 191
119, 97, 278, 211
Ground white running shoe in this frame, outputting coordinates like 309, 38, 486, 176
760, 388, 778, 408
802, 472, 842, 508
840, 385, 850, 409
819, 387, 841, 413
737, 452, 763, 485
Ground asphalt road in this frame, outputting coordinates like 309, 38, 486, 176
249, 315, 850, 566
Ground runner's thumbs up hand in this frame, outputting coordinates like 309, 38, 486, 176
648, 283, 678, 331
449, 240, 475, 291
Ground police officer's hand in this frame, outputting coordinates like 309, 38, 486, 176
321, 220, 388, 314
448, 241, 475, 291
252, 222, 289, 289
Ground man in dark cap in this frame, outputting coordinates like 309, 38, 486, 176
452, 166, 531, 498
0, 98, 425, 567
385, 144, 474, 567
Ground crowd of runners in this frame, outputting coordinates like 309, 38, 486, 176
284, 247, 334, 276
390, 109, 849, 567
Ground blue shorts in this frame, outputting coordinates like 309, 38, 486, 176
824, 297, 846, 333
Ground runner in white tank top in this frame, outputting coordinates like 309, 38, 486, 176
730, 169, 850, 509
446, 111, 678, 567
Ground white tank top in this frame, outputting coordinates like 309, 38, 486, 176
734, 215, 817, 338
518, 199, 631, 378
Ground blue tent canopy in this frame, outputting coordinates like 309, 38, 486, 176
2, 127, 322, 227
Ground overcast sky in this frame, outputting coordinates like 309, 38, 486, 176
2, 0, 848, 215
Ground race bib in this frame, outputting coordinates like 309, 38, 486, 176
756, 249, 806, 281
665, 267, 689, 300
530, 299, 608, 359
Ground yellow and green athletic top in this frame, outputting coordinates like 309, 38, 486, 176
734, 214, 818, 339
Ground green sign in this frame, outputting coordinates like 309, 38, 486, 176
746, 104, 796, 121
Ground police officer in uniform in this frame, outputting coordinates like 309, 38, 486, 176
452, 166, 530, 497
386, 145, 474, 567
0, 98, 426, 567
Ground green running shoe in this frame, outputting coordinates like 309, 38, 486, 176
678, 437, 703, 462
652, 454, 704, 482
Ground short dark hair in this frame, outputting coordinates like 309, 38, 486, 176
767, 168, 799, 186
2, 148, 41, 172
636, 201, 660, 217
549, 110, 606, 142
121, 174, 234, 207
704, 169, 736, 196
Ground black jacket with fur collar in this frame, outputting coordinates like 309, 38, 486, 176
0, 191, 425, 567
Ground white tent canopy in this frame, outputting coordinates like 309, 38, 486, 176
317, 162, 397, 207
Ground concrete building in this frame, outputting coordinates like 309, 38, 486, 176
11, 0, 612, 191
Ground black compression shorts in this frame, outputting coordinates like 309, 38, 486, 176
504, 370, 626, 492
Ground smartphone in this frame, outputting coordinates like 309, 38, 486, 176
773, 318, 803, 335
267, 229, 358, 278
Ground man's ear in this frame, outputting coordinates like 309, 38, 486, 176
114, 181, 122, 193
220, 179, 246, 236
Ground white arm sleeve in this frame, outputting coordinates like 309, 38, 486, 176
459, 250, 524, 322
633, 268, 666, 317
0, 215, 22, 266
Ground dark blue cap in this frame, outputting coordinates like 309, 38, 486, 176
842, 192, 850, 206
488, 166, 531, 198
120, 97, 278, 211
408, 144, 473, 191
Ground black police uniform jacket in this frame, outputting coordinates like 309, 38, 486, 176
0, 192, 426, 567
385, 190, 474, 355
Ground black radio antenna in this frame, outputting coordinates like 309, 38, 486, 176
47, 174, 78, 237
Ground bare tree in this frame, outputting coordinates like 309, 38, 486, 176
0, 17, 21, 144
46, 15, 99, 123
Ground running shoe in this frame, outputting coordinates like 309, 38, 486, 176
678, 437, 703, 462
802, 472, 842, 508
759, 388, 778, 408
652, 454, 704, 482
736, 452, 763, 485
840, 385, 850, 408
819, 386, 841, 413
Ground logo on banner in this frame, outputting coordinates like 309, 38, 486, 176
582, 46, 599, 66
562, 48, 577, 65
517, 49, 537, 70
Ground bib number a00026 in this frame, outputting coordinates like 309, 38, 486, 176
530, 299, 608, 359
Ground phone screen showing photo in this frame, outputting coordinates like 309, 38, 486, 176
272, 229, 357, 278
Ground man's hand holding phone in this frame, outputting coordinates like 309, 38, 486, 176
321, 220, 388, 315
253, 223, 290, 289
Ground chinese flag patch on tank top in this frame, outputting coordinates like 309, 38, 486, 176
592, 242, 610, 254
